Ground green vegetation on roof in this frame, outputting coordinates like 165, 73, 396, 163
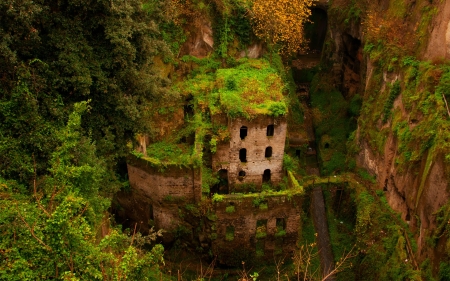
180, 58, 288, 119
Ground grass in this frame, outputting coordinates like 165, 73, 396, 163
179, 58, 288, 119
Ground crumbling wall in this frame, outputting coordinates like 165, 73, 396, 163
124, 157, 202, 241
211, 194, 302, 265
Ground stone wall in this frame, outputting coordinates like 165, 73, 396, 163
211, 194, 302, 265
125, 157, 202, 239
212, 115, 287, 187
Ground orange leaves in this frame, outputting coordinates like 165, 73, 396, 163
250, 0, 313, 55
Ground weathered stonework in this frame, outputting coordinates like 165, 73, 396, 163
124, 158, 202, 241
211, 194, 302, 265
212, 115, 287, 188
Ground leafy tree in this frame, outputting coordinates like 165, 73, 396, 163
0, 103, 164, 280
0, 0, 173, 182
249, 0, 314, 55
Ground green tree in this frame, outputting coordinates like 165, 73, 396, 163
0, 0, 173, 182
0, 103, 164, 280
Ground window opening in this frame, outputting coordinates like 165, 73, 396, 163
276, 218, 286, 231
265, 147, 272, 158
256, 219, 267, 239
266, 124, 274, 136
324, 142, 330, 148
149, 204, 154, 220
212, 169, 229, 194
240, 126, 248, 140
226, 225, 235, 241
262, 169, 271, 183
256, 239, 265, 257
239, 148, 247, 162
238, 170, 246, 177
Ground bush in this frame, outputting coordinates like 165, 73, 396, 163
255, 225, 267, 239
225, 205, 235, 213
275, 229, 286, 237
212, 193, 224, 203
259, 203, 268, 211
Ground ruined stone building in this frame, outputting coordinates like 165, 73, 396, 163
120, 59, 304, 264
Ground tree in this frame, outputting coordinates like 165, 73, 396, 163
249, 0, 314, 55
0, 103, 164, 280
0, 0, 173, 182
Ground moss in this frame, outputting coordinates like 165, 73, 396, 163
179, 58, 288, 120
225, 205, 235, 213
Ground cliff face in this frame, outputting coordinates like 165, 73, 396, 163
327, 0, 450, 266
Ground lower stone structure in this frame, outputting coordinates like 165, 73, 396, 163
211, 194, 302, 265
122, 156, 303, 264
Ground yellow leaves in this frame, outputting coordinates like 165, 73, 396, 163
250, 0, 313, 55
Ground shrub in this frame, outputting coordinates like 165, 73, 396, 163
275, 229, 286, 238
259, 203, 268, 211
212, 193, 224, 203
225, 205, 235, 213
255, 226, 267, 239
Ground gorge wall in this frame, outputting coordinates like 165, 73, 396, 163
324, 0, 450, 269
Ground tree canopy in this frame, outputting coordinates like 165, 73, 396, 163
0, 0, 172, 182
250, 0, 313, 55
0, 0, 171, 278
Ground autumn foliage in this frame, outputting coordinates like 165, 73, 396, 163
250, 0, 314, 55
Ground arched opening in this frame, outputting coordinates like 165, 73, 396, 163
265, 147, 272, 158
240, 126, 248, 140
262, 169, 271, 183
324, 143, 329, 149
296, 149, 301, 158
211, 169, 229, 194
238, 170, 246, 177
239, 148, 247, 162
266, 124, 274, 136
183, 95, 194, 118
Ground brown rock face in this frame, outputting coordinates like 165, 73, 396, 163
424, 0, 450, 60
180, 20, 214, 58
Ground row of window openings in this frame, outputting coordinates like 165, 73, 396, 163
239, 147, 272, 162
238, 169, 271, 182
240, 124, 274, 140
225, 218, 286, 240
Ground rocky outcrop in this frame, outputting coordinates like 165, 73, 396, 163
180, 20, 214, 58
328, 0, 450, 267
424, 0, 450, 60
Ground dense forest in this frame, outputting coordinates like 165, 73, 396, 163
2, 0, 450, 280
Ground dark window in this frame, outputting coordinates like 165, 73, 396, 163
239, 148, 247, 162
149, 204, 154, 220
296, 149, 301, 157
265, 147, 272, 158
212, 169, 229, 194
324, 142, 329, 148
266, 124, 274, 136
239, 170, 246, 177
262, 169, 271, 182
226, 225, 235, 241
240, 126, 248, 140
276, 218, 286, 231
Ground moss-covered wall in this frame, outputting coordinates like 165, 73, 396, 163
211, 193, 303, 265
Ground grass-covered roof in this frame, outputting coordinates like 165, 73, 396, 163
180, 58, 288, 119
